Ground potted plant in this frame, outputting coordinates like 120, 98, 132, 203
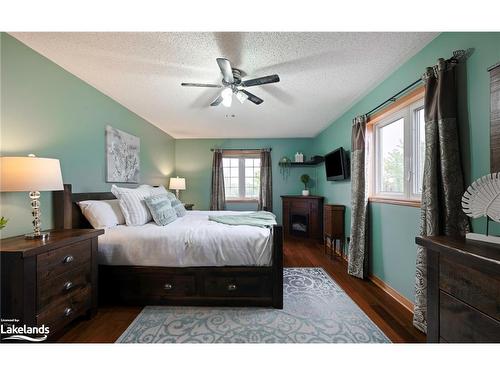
300, 174, 310, 196
0, 216, 8, 230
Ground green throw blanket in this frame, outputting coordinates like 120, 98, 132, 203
208, 211, 277, 228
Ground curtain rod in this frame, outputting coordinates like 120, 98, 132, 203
363, 50, 467, 118
210, 148, 272, 152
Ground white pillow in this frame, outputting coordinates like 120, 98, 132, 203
111, 185, 152, 226
149, 185, 169, 196
78, 199, 125, 229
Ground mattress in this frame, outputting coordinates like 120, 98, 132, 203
97, 210, 273, 267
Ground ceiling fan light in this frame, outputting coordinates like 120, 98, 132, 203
236, 91, 247, 104
221, 87, 232, 99
222, 95, 232, 108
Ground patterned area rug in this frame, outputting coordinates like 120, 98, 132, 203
116, 268, 390, 343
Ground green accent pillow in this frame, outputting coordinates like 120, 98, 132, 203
144, 194, 178, 226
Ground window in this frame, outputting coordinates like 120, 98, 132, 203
371, 97, 425, 203
223, 155, 260, 201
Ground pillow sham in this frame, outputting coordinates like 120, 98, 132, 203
78, 199, 125, 229
144, 194, 178, 226
170, 198, 187, 217
111, 185, 152, 226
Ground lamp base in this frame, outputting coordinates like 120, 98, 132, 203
25, 231, 50, 240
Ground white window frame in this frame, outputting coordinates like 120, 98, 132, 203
372, 98, 424, 202
223, 154, 261, 202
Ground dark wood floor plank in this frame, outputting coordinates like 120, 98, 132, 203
58, 238, 425, 343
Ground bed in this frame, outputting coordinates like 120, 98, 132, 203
53, 184, 283, 308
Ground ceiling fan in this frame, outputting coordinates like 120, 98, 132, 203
181, 58, 280, 107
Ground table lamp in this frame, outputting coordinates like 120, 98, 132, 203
1, 154, 64, 239
169, 176, 186, 199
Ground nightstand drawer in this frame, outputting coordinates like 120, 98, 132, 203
37, 286, 91, 332
38, 264, 91, 310
37, 240, 91, 280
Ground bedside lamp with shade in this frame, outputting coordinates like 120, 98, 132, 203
0, 155, 64, 239
169, 176, 186, 199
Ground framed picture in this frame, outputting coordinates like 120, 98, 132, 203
106, 125, 140, 183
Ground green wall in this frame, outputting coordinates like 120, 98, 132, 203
313, 32, 500, 301
175, 138, 315, 224
0, 33, 176, 238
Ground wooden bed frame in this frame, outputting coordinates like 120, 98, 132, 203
53, 184, 283, 309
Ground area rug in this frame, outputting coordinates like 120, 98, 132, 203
116, 267, 390, 343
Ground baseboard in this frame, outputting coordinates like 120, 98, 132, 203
368, 274, 414, 314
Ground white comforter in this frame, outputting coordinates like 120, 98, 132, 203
98, 210, 273, 267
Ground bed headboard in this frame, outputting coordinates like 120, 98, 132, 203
53, 184, 116, 229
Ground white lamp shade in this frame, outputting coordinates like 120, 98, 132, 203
0, 156, 64, 192
169, 177, 186, 191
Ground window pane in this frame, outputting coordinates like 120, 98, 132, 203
244, 158, 260, 199
223, 158, 240, 198
413, 107, 425, 195
379, 118, 404, 193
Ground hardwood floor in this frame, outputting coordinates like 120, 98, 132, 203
57, 237, 426, 343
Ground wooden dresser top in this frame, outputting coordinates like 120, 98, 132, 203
416, 236, 500, 267
0, 229, 104, 257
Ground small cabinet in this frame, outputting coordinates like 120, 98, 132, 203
323, 204, 345, 259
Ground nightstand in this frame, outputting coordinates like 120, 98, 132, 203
184, 203, 194, 210
0, 229, 104, 341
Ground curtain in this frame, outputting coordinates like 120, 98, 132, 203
413, 58, 470, 333
348, 115, 369, 279
258, 150, 273, 212
210, 149, 226, 210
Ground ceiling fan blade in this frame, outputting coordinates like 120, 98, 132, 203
216, 58, 234, 84
181, 83, 222, 88
240, 90, 263, 105
210, 95, 223, 106
242, 74, 280, 87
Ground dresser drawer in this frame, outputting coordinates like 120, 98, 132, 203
440, 291, 500, 343
38, 264, 91, 309
37, 286, 91, 332
204, 274, 272, 298
37, 240, 91, 280
439, 257, 500, 320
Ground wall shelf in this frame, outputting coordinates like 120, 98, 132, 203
279, 157, 324, 167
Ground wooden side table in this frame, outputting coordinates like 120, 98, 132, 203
0, 228, 104, 341
323, 204, 345, 260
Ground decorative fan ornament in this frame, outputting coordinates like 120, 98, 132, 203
461, 172, 500, 223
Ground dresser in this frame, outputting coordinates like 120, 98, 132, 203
281, 195, 324, 241
416, 236, 500, 343
1, 229, 104, 340
323, 204, 345, 258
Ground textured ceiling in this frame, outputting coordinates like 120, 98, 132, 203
11, 32, 437, 139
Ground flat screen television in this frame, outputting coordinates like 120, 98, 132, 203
325, 147, 349, 181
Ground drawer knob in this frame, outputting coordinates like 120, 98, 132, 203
227, 284, 237, 291
63, 255, 74, 264
164, 283, 173, 290
64, 307, 73, 317
63, 281, 74, 291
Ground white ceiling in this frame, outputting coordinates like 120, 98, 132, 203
11, 32, 437, 139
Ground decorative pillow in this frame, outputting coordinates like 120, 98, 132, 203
170, 198, 187, 217
144, 194, 178, 226
111, 185, 152, 226
78, 199, 125, 229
